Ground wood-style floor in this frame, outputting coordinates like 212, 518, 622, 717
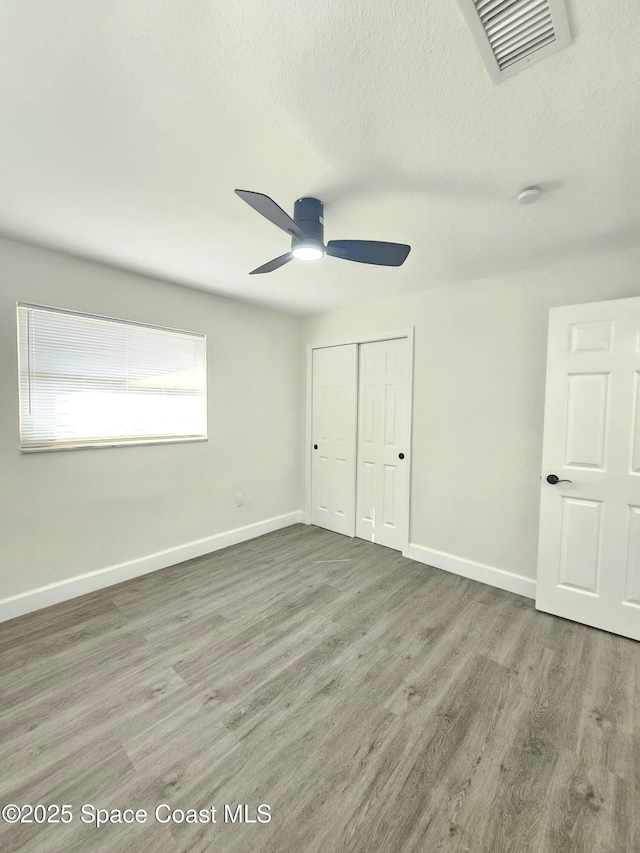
1, 524, 638, 853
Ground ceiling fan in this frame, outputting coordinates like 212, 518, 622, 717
235, 189, 411, 275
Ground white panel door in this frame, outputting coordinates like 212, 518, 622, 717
311, 345, 358, 536
356, 338, 410, 550
536, 296, 640, 641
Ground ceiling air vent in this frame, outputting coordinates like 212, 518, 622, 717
456, 0, 572, 82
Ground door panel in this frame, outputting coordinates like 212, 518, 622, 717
569, 320, 613, 353
315, 455, 329, 512
564, 373, 609, 468
355, 338, 410, 550
625, 506, 640, 604
384, 385, 397, 444
558, 497, 602, 593
311, 345, 357, 536
632, 373, 640, 472
382, 464, 397, 527
536, 296, 640, 641
360, 460, 375, 524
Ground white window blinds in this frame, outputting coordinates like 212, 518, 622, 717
17, 304, 207, 451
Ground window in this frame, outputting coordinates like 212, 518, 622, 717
17, 303, 207, 452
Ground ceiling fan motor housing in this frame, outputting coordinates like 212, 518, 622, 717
293, 197, 324, 253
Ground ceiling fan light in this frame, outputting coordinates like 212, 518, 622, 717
292, 245, 324, 261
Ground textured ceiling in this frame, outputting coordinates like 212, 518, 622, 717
0, 0, 639, 315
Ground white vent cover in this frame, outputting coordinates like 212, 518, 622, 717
456, 0, 572, 82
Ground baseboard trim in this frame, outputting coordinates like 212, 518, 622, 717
404, 543, 536, 599
0, 511, 304, 624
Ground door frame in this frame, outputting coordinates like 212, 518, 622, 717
304, 327, 415, 553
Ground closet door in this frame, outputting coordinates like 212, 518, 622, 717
310, 345, 358, 536
356, 338, 410, 550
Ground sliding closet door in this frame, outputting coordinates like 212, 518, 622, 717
311, 345, 358, 536
356, 338, 410, 550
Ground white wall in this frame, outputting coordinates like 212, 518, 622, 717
305, 248, 640, 588
0, 237, 302, 615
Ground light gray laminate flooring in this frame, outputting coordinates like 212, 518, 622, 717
1, 524, 638, 852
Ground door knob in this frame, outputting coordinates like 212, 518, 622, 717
398, 453, 405, 460
546, 474, 572, 485
313, 444, 318, 450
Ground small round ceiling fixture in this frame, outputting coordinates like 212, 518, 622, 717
292, 244, 324, 261
518, 186, 542, 205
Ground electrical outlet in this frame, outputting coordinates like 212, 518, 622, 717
236, 493, 244, 507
